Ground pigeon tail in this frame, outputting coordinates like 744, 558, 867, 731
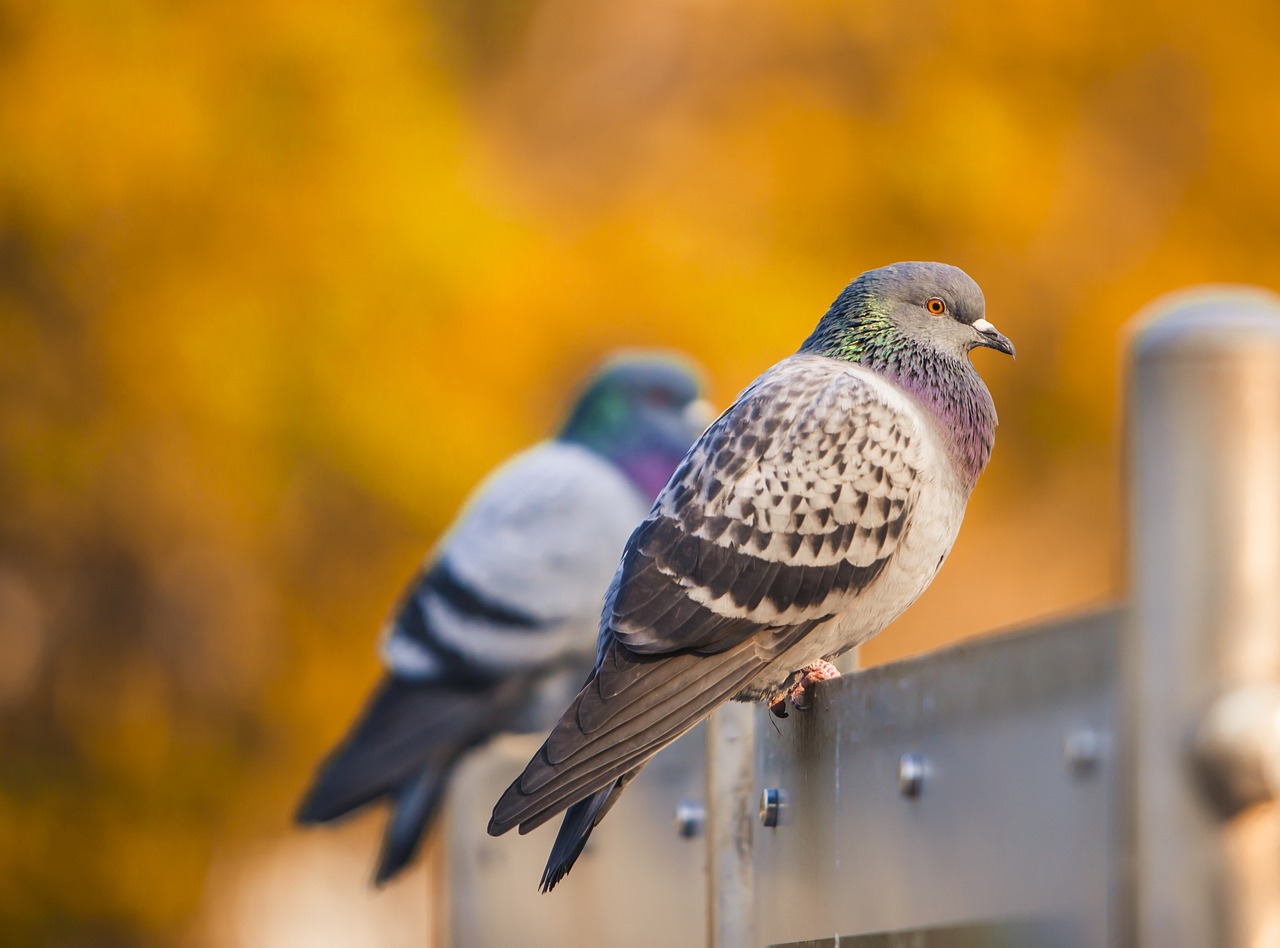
538, 771, 637, 892
297, 674, 534, 878
373, 762, 456, 885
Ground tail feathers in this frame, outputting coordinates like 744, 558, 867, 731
490, 622, 818, 842
490, 640, 771, 837
373, 760, 457, 885
298, 674, 531, 827
539, 770, 637, 893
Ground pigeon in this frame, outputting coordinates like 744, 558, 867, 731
296, 352, 711, 885
487, 262, 1014, 892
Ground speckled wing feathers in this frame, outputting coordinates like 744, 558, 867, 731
490, 356, 926, 837
611, 358, 920, 655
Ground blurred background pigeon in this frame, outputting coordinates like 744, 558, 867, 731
296, 352, 711, 884
488, 263, 1014, 890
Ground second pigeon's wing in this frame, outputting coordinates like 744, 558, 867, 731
382, 440, 650, 683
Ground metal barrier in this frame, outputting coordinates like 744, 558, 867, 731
441, 288, 1280, 947
743, 610, 1117, 947
443, 724, 707, 948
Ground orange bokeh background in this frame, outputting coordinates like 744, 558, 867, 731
2, 0, 1278, 943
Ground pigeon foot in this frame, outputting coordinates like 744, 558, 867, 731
767, 660, 841, 718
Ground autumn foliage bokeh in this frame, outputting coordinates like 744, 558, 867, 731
2, 0, 1279, 944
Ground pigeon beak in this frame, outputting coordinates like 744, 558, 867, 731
683, 398, 717, 437
972, 318, 1016, 358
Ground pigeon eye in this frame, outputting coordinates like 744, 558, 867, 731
926, 298, 946, 316
645, 388, 675, 408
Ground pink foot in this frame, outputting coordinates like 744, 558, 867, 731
767, 660, 841, 718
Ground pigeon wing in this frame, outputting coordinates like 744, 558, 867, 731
490, 356, 925, 836
383, 441, 649, 682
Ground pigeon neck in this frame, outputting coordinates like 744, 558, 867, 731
614, 450, 684, 502
559, 429, 680, 502
875, 345, 997, 489
803, 319, 997, 487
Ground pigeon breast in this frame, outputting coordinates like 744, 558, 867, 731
604, 353, 971, 695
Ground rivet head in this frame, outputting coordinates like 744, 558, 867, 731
898, 753, 927, 797
759, 787, 786, 827
1064, 727, 1104, 774
673, 801, 705, 838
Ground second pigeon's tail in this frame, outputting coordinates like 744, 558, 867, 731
297, 674, 531, 885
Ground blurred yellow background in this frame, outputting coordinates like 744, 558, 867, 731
2, 0, 1278, 944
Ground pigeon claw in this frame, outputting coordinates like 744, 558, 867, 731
767, 660, 842, 717
788, 659, 842, 711
768, 691, 790, 718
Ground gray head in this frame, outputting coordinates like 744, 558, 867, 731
559, 351, 711, 500
801, 262, 1015, 361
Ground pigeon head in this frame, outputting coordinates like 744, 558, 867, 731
559, 352, 711, 500
802, 261, 1015, 362
801, 262, 1012, 485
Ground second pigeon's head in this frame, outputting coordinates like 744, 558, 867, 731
559, 352, 712, 500
802, 261, 1015, 362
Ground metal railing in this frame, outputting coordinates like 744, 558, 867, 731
441, 287, 1280, 947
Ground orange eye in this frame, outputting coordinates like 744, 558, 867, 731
926, 297, 946, 316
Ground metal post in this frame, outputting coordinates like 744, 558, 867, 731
706, 701, 756, 948
1126, 287, 1280, 947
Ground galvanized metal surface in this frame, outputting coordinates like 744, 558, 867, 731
706, 702, 757, 948
443, 724, 707, 948
752, 610, 1119, 948
1126, 289, 1280, 948
768, 917, 1082, 948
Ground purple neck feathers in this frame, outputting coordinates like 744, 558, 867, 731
618, 450, 685, 502
871, 347, 998, 489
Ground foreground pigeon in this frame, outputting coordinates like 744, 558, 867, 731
297, 353, 709, 884
488, 262, 1014, 891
